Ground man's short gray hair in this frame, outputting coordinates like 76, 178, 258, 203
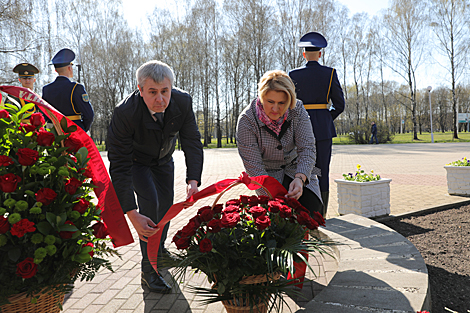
136, 60, 175, 88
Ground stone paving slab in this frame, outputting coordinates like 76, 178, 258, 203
63, 142, 470, 312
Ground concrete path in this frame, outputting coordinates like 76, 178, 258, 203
63, 142, 470, 312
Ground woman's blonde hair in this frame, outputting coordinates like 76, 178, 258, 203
258, 70, 297, 109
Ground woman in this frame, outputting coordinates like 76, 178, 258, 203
236, 70, 323, 216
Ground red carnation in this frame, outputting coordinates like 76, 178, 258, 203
268, 200, 282, 213
255, 215, 271, 230
0, 173, 22, 193
16, 258, 38, 279
207, 218, 222, 233
199, 238, 213, 253
0, 109, 10, 119
10, 219, 36, 237
249, 206, 266, 218
221, 212, 240, 228
0, 216, 11, 234
73, 198, 90, 214
279, 205, 292, 218
92, 221, 109, 239
313, 211, 325, 227
64, 134, 82, 153
37, 130, 55, 146
59, 221, 77, 239
65, 177, 82, 195
19, 123, 36, 134
29, 112, 45, 127
36, 188, 57, 205
17, 147, 39, 166
0, 155, 14, 167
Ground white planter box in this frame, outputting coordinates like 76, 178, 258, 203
444, 166, 470, 195
334, 178, 392, 218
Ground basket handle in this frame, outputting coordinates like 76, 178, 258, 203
210, 179, 273, 210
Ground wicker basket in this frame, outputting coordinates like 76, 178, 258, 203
0, 287, 65, 313
221, 273, 281, 313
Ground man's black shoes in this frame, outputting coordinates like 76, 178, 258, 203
158, 248, 181, 267
141, 271, 172, 294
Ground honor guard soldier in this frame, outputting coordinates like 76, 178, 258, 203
42, 48, 94, 132
4, 63, 40, 113
289, 32, 345, 217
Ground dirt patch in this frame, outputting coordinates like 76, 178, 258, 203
381, 204, 470, 313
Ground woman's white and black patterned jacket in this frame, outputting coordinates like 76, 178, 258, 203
236, 98, 322, 201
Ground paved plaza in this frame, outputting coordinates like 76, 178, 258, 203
63, 142, 470, 312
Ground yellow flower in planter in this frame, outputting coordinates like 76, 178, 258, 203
343, 164, 381, 182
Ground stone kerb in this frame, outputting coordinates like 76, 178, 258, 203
444, 166, 470, 195
335, 178, 392, 218
297, 214, 431, 313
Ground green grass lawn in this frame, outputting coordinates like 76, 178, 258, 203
333, 131, 470, 145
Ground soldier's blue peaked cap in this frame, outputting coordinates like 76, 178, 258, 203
50, 48, 75, 68
298, 32, 327, 51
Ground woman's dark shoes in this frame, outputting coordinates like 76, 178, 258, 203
141, 271, 172, 293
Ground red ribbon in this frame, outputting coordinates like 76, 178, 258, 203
148, 172, 308, 286
0, 85, 134, 247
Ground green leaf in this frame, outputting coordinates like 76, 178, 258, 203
60, 117, 68, 133
59, 224, 78, 232
18, 103, 35, 115
8, 247, 21, 262
66, 124, 77, 133
36, 221, 52, 235
46, 212, 57, 226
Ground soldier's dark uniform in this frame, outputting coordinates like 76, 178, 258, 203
289, 32, 345, 217
42, 48, 94, 132
5, 63, 40, 114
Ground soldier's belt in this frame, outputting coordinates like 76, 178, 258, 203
303, 104, 328, 110
66, 115, 82, 121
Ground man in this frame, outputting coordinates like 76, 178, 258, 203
107, 60, 203, 294
289, 32, 345, 217
42, 48, 94, 132
5, 63, 40, 113
370, 121, 378, 144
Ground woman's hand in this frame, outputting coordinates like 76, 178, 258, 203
286, 176, 304, 200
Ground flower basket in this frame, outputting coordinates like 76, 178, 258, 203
0, 286, 65, 313
445, 158, 470, 195
167, 174, 334, 313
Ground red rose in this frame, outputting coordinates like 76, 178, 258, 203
16, 258, 38, 279
255, 215, 271, 230
221, 212, 240, 228
225, 199, 240, 206
296, 211, 310, 226
249, 206, 266, 218
64, 134, 82, 153
305, 217, 319, 230
65, 177, 82, 195
212, 204, 223, 214
268, 200, 282, 213
239, 195, 249, 204
29, 112, 45, 127
36, 188, 57, 205
223, 205, 240, 213
59, 221, 77, 239
274, 197, 286, 204
286, 197, 302, 210
0, 109, 10, 119
0, 173, 22, 193
313, 211, 325, 227
248, 195, 259, 206
17, 148, 39, 166
173, 236, 190, 250
197, 206, 211, 214
10, 219, 36, 237
199, 238, 213, 253
0, 216, 11, 234
181, 221, 198, 238
82, 242, 94, 257
81, 166, 93, 179
19, 123, 36, 134
190, 215, 202, 228
257, 195, 269, 205
279, 205, 292, 218
92, 221, 109, 239
0, 155, 14, 166
207, 218, 222, 233
199, 208, 214, 222
37, 130, 55, 146
73, 198, 90, 214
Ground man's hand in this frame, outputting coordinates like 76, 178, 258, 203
126, 209, 159, 242
186, 180, 199, 199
